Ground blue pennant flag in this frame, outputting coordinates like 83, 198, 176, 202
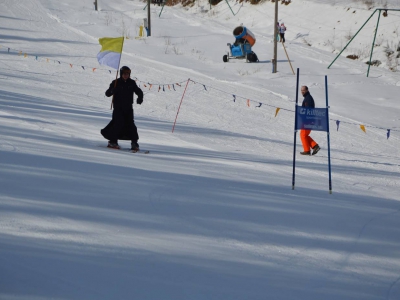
203, 85, 207, 91
173, 84, 176, 91
387, 129, 390, 139
257, 103, 262, 108
233, 95, 236, 102
81, 66, 85, 70
336, 120, 340, 131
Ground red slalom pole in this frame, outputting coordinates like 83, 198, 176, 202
172, 78, 190, 133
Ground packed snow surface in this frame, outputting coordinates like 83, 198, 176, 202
0, 0, 399, 299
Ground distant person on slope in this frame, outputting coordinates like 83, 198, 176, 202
279, 23, 286, 43
276, 22, 280, 42
300, 86, 320, 156
101, 66, 144, 151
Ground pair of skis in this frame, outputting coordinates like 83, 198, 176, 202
105, 145, 150, 154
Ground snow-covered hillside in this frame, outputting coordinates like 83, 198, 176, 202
0, 0, 399, 299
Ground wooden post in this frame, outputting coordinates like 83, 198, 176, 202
282, 42, 295, 75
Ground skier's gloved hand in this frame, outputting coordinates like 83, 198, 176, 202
136, 97, 143, 105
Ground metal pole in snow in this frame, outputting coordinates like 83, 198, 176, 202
367, 9, 381, 77
224, 0, 236, 16
292, 68, 300, 190
325, 76, 333, 194
273, 0, 278, 73
147, 0, 151, 36
328, 9, 377, 69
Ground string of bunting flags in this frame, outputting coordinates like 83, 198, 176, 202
187, 79, 398, 139
133, 78, 187, 92
1, 44, 397, 139
0, 44, 114, 74
0, 43, 189, 88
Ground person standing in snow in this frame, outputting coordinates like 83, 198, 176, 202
279, 23, 286, 43
276, 22, 280, 42
300, 86, 320, 155
101, 66, 143, 151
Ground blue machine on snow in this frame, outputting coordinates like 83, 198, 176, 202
223, 25, 259, 63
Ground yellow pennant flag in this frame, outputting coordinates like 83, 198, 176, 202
360, 125, 366, 133
24, 53, 27, 58
275, 107, 281, 117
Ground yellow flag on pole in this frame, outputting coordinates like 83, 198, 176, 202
97, 37, 124, 69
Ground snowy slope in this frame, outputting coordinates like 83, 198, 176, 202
0, 0, 400, 299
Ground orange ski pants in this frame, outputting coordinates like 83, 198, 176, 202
300, 129, 317, 152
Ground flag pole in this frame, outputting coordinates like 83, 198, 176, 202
172, 78, 190, 133
111, 37, 125, 109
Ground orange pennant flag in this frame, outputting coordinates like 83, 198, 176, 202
144, 84, 147, 87
92, 68, 96, 72
275, 107, 281, 117
168, 85, 171, 90
149, 84, 153, 90
247, 99, 250, 107
70, 64, 73, 68
360, 125, 366, 133
158, 86, 161, 92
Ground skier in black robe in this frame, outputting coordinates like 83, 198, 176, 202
101, 66, 143, 151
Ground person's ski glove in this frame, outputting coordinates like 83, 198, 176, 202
137, 97, 143, 105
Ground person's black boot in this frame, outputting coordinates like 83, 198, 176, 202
312, 144, 320, 155
300, 151, 311, 155
131, 142, 140, 151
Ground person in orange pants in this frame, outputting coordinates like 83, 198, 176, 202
300, 86, 320, 155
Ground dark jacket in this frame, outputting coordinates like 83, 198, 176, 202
302, 91, 315, 108
105, 78, 143, 109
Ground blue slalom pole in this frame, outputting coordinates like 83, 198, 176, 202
325, 76, 333, 194
292, 68, 300, 190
